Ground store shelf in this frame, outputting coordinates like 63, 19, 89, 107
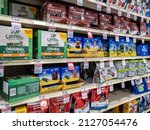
91, 90, 150, 113
61, 0, 150, 21
0, 15, 150, 41
143, 109, 150, 113
1, 73, 150, 109
1, 56, 150, 66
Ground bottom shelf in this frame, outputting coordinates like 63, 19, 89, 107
91, 90, 150, 113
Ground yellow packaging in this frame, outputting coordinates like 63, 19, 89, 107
112, 106, 120, 113
15, 105, 27, 113
123, 100, 138, 113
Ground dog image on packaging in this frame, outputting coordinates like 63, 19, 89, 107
61, 66, 80, 83
128, 38, 136, 56
0, 25, 33, 60
109, 38, 117, 57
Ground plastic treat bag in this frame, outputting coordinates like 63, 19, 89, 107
134, 0, 142, 14
107, 0, 116, 5
143, 94, 150, 110
140, 22, 147, 36
115, 0, 128, 9
126, 0, 136, 11
49, 95, 72, 113
130, 22, 139, 35
133, 79, 145, 94
91, 86, 109, 111
72, 91, 90, 113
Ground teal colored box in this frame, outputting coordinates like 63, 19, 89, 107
0, 0, 8, 15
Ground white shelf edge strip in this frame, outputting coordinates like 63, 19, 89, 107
2, 56, 150, 66
143, 108, 150, 113
1, 73, 150, 109
0, 15, 150, 41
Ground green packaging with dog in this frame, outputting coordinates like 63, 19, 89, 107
0, 25, 33, 60
0, 76, 39, 103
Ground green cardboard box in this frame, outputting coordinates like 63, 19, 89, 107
0, 25, 33, 60
0, 76, 39, 103
35, 30, 67, 59
9, 3, 37, 19
0, 0, 8, 15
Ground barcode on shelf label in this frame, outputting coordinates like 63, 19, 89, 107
63, 95, 70, 104
121, 82, 125, 88
97, 2, 102, 11
97, 87, 101, 95
109, 60, 114, 66
127, 12, 130, 18
34, 63, 43, 74
48, 22, 56, 32
39, 95, 45, 100
131, 80, 135, 86
126, 36, 130, 42
67, 29, 74, 38
147, 19, 150, 24
141, 17, 144, 22
100, 61, 104, 68
0, 63, 4, 77
122, 59, 126, 66
143, 58, 147, 63
82, 91, 88, 99
142, 39, 145, 44
81, 86, 86, 91
109, 85, 114, 92
103, 32, 107, 39
11, 17, 21, 31
77, 0, 83, 6
84, 61, 89, 69
118, 10, 122, 16
107, 6, 111, 14
133, 38, 136, 43
134, 15, 137, 21
115, 35, 119, 42
10, 88, 16, 96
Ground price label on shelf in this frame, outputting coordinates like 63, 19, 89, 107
0, 63, 4, 77
131, 80, 135, 86
40, 99, 48, 110
126, 36, 130, 42
122, 59, 126, 66
107, 6, 111, 14
97, 2, 102, 11
67, 62, 74, 70
103, 32, 107, 39
121, 82, 125, 89
143, 58, 147, 63
141, 17, 144, 22
48, 22, 56, 32
127, 12, 130, 18
67, 28, 74, 38
109, 84, 114, 92
84, 61, 89, 69
100, 60, 104, 68
34, 63, 43, 74
82, 91, 88, 99
87, 31, 93, 38
146, 19, 150, 24
63, 94, 70, 104
109, 60, 114, 66
11, 17, 21, 31
134, 15, 137, 21
97, 87, 101, 95
115, 35, 119, 42
118, 10, 122, 17
142, 39, 145, 44
133, 38, 136, 43
0, 103, 11, 113
77, 0, 83, 6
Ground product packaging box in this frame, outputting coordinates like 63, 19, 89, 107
0, 0, 8, 14
9, 3, 37, 19
109, 38, 117, 57
61, 66, 80, 83
128, 38, 136, 56
0, 76, 39, 103
38, 68, 64, 93
123, 100, 138, 113
137, 44, 149, 56
15, 105, 27, 113
35, 30, 67, 59
0, 25, 33, 60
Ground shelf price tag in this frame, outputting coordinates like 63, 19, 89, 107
100, 60, 105, 68
122, 59, 126, 66
67, 28, 74, 38
109, 59, 114, 67
0, 63, 4, 77
34, 63, 43, 74
77, 0, 83, 6
134, 15, 137, 21
67, 62, 74, 70
133, 38, 136, 43
142, 39, 145, 44
109, 84, 114, 92
48, 22, 56, 32
127, 12, 130, 18
107, 6, 111, 14
81, 90, 88, 99
126, 36, 130, 42
0, 103, 11, 113
11, 17, 21, 31
115, 35, 119, 42
118, 10, 122, 17
62, 91, 70, 104
121, 82, 125, 89
141, 17, 144, 22
143, 58, 147, 63
97, 87, 101, 95
84, 61, 89, 69
146, 19, 150, 24
103, 32, 107, 39
97, 2, 102, 11
131, 80, 135, 86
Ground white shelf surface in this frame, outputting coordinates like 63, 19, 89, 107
91, 90, 150, 113
0, 15, 150, 41
1, 73, 150, 109
1, 56, 150, 66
